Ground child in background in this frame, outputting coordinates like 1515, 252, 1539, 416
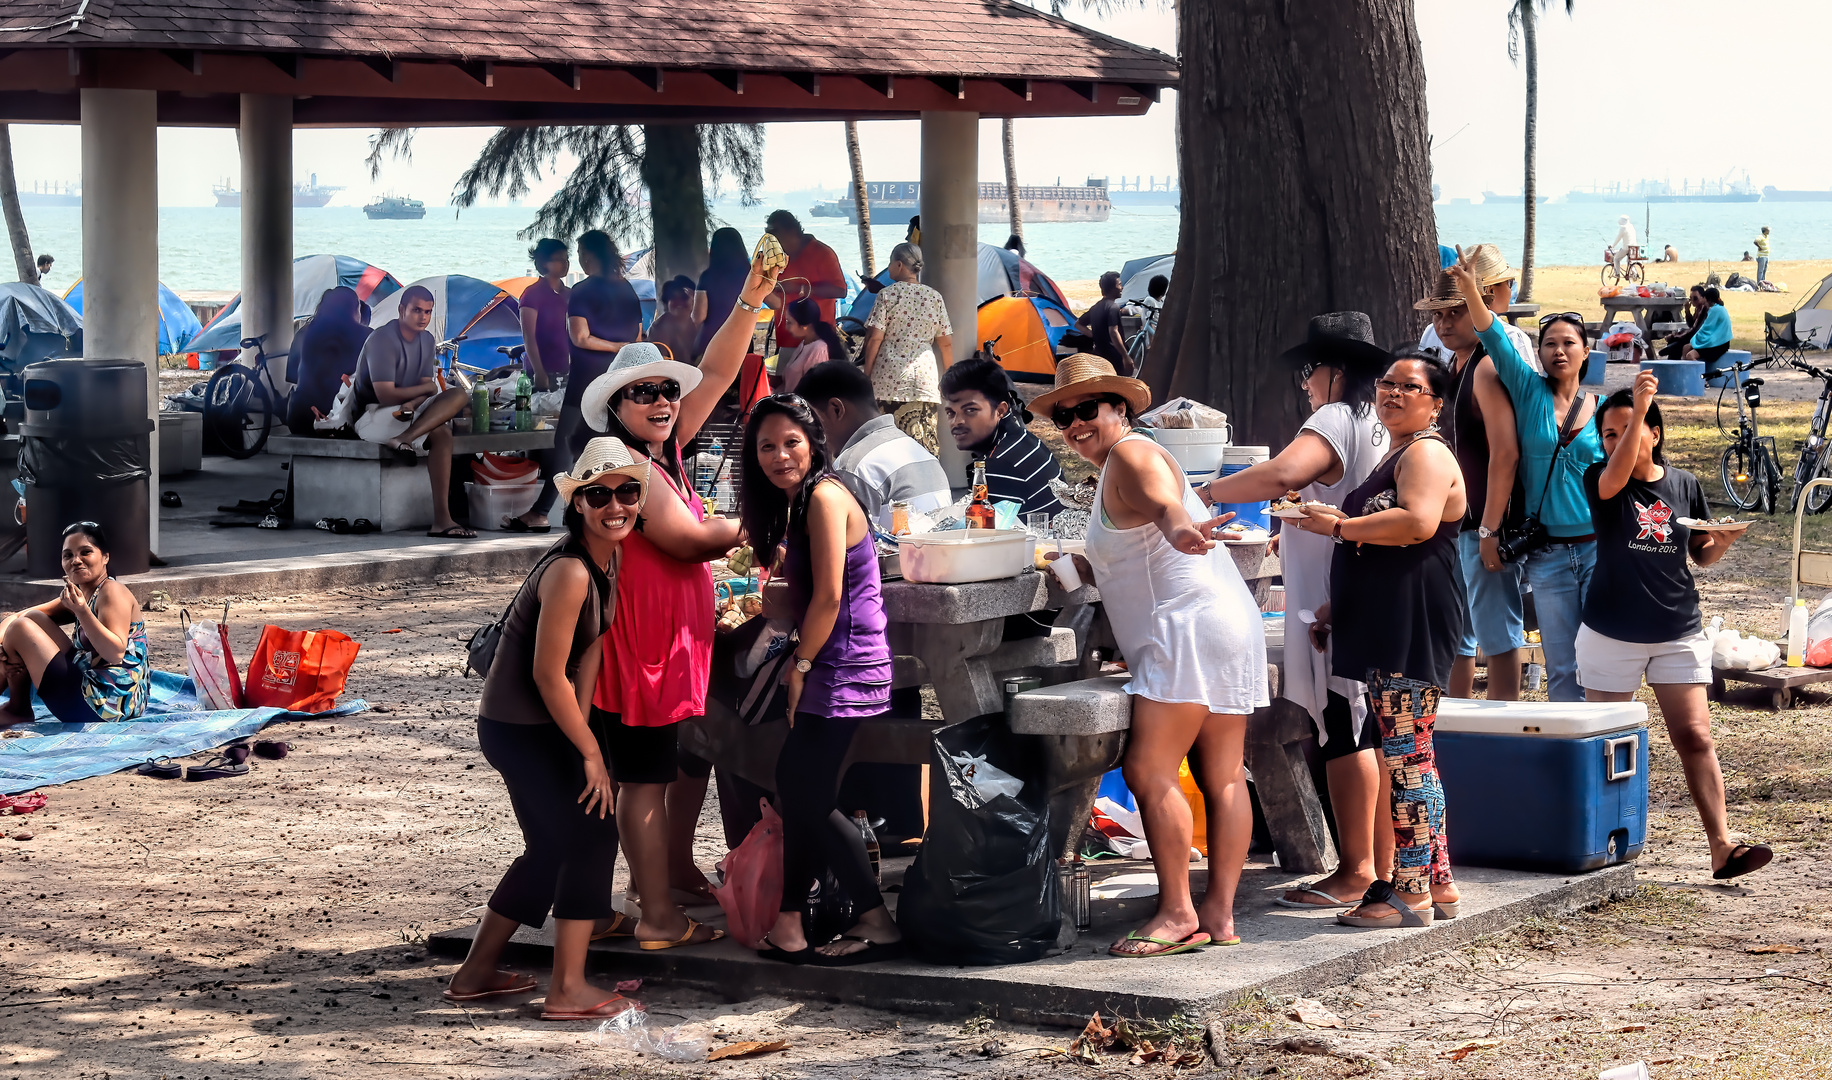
648, 276, 700, 367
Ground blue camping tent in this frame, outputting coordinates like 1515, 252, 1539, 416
399, 274, 523, 371
63, 279, 201, 354
0, 282, 82, 368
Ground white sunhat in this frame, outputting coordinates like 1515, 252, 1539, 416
581, 342, 703, 432
553, 437, 652, 506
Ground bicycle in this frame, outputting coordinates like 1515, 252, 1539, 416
1601, 244, 1646, 289
1785, 357, 1832, 515
202, 334, 290, 459
1716, 359, 1781, 514
1123, 297, 1162, 374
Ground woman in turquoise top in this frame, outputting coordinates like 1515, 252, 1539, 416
0, 521, 150, 725
1450, 251, 1603, 702
1687, 285, 1732, 378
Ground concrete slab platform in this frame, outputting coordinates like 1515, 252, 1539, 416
428, 858, 1638, 1028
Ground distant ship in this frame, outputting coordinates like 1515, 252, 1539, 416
1762, 186, 1832, 202
811, 180, 1110, 225
1482, 191, 1549, 204
214, 173, 344, 208
18, 181, 79, 207
364, 195, 426, 220
1564, 175, 1760, 204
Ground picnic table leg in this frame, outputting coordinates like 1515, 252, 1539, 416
1242, 696, 1338, 876
907, 619, 1007, 725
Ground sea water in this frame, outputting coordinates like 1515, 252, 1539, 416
15, 199, 1830, 295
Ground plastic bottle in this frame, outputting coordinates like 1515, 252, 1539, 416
513, 372, 532, 432
471, 382, 490, 435
853, 810, 881, 885
1788, 598, 1809, 668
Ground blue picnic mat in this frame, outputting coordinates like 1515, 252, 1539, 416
0, 669, 367, 794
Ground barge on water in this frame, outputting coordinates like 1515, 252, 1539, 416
812, 179, 1110, 224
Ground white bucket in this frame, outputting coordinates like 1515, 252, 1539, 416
1151, 425, 1232, 476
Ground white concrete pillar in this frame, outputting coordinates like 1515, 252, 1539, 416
240, 94, 294, 391
80, 88, 161, 550
919, 111, 980, 484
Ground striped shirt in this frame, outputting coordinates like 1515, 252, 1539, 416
834, 413, 953, 529
980, 414, 1065, 519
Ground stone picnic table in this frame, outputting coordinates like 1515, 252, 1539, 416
680, 541, 1339, 876
1601, 294, 1688, 340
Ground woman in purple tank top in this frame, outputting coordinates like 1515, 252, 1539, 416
739, 395, 900, 967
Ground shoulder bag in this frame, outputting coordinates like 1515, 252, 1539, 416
465, 543, 613, 678
1497, 391, 1590, 564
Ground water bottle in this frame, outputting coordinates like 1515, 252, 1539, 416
1525, 663, 1544, 693
513, 372, 532, 433
853, 811, 881, 886
1787, 598, 1809, 668
471, 382, 490, 435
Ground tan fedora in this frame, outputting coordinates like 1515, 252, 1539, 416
1032, 353, 1152, 417
1413, 268, 1469, 312
1464, 242, 1517, 288
554, 437, 652, 506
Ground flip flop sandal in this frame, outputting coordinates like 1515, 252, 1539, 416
1108, 929, 1211, 958
1273, 884, 1359, 909
184, 755, 250, 781
313, 517, 351, 534
222, 739, 253, 765
540, 994, 636, 1022
756, 932, 815, 965
589, 912, 636, 941
387, 445, 418, 466
348, 518, 376, 534
160, 491, 182, 508
426, 526, 478, 539
137, 757, 183, 779
441, 976, 538, 1003
257, 514, 285, 530
252, 740, 291, 760
637, 917, 725, 951
812, 934, 905, 967
1713, 843, 1774, 880
1336, 881, 1434, 928
502, 517, 552, 534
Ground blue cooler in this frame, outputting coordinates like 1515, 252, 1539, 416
1434, 699, 1648, 873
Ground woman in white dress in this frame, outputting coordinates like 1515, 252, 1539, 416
1200, 313, 1389, 912
1041, 355, 1269, 956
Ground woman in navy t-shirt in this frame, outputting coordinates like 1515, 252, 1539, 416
1577, 372, 1770, 881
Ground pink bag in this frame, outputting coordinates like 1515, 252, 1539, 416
711, 798, 784, 949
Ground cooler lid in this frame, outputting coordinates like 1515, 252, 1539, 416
1436, 697, 1647, 737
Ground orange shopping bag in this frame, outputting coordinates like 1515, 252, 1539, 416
244, 626, 360, 712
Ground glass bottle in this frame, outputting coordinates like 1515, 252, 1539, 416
854, 810, 882, 885
513, 371, 532, 432
965, 460, 995, 530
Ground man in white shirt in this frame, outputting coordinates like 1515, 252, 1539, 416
795, 359, 951, 528
1609, 215, 1638, 276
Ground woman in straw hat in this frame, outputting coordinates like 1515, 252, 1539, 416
449, 438, 650, 1021
1201, 313, 1392, 912
1040, 354, 1268, 956
574, 249, 781, 950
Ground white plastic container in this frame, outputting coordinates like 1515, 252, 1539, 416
1149, 425, 1232, 476
465, 481, 542, 529
899, 528, 1031, 584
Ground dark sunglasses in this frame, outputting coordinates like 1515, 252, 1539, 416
620, 379, 682, 405
576, 481, 644, 508
1050, 396, 1121, 430
1539, 311, 1585, 327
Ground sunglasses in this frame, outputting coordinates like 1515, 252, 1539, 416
621, 379, 682, 405
1376, 378, 1438, 399
576, 481, 644, 508
1050, 396, 1121, 430
1539, 311, 1585, 327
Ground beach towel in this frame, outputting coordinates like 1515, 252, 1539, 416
0, 669, 366, 795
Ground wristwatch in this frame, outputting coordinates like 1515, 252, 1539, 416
1478, 525, 1495, 539
793, 656, 813, 673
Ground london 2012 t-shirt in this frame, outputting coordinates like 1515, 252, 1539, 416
1581, 462, 1710, 644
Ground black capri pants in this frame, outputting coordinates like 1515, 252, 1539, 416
477, 717, 620, 926
776, 712, 883, 915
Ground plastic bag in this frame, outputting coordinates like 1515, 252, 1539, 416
711, 799, 784, 949
182, 609, 244, 711
244, 625, 360, 712
313, 376, 358, 430
591, 1002, 711, 1062
1139, 396, 1229, 430
1805, 595, 1832, 668
898, 714, 1060, 965
1706, 620, 1781, 671
948, 752, 1024, 803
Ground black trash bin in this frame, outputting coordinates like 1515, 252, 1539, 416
18, 359, 153, 578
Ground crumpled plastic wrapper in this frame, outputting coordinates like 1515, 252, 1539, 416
1139, 396, 1229, 430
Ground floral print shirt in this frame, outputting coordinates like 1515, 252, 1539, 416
865, 281, 952, 404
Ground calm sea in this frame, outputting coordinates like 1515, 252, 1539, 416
16, 199, 1831, 295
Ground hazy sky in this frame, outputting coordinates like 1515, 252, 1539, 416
4, 1, 1822, 206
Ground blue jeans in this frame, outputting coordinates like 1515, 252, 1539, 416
1521, 540, 1597, 702
1456, 530, 1526, 658
1757, 256, 1769, 283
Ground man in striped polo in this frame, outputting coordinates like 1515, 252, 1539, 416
942, 357, 1065, 520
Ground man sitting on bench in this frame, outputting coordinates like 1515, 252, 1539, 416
353, 285, 475, 538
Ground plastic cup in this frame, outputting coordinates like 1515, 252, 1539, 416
1050, 545, 1084, 591
1599, 1064, 1649, 1080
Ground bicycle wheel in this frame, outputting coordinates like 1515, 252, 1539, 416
1805, 447, 1832, 514
1601, 264, 1621, 288
1720, 443, 1763, 511
1760, 449, 1780, 515
203, 365, 273, 459
1625, 261, 1645, 285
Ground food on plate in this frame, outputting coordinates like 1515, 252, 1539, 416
1268, 491, 1306, 512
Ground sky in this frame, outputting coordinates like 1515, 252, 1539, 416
4, 1, 1827, 206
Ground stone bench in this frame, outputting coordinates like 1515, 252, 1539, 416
268, 430, 554, 532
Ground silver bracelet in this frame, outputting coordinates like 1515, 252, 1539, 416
736, 297, 763, 313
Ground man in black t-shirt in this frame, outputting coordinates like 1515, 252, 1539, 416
1076, 271, 1131, 376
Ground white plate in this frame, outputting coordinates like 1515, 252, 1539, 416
1677, 517, 1749, 531
1269, 507, 1309, 520
1221, 530, 1271, 544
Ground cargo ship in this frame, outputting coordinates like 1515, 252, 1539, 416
213, 174, 343, 207
18, 181, 79, 207
1482, 191, 1549, 204
1762, 186, 1832, 202
1563, 175, 1760, 204
811, 179, 1110, 225
364, 195, 426, 220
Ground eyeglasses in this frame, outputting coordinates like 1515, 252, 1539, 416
1050, 397, 1120, 430
621, 379, 682, 405
576, 481, 644, 508
1376, 379, 1438, 399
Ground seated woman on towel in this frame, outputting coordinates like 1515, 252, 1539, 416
0, 522, 150, 725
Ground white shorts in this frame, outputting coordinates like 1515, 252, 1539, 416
354, 398, 433, 450
1575, 624, 1711, 693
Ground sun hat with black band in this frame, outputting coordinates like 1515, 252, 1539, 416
581, 341, 704, 432
1031, 352, 1152, 417
554, 436, 652, 506
1279, 311, 1393, 376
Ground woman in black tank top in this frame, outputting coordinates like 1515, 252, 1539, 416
1293, 353, 1468, 930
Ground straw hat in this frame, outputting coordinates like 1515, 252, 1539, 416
1278, 311, 1392, 375
581, 342, 704, 432
1413, 268, 1468, 312
554, 437, 652, 506
1463, 242, 1517, 287
1031, 353, 1152, 417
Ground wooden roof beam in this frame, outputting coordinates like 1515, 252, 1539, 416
458, 60, 493, 87
620, 66, 664, 93
1066, 81, 1098, 103
542, 62, 581, 90
1000, 78, 1032, 101
362, 56, 403, 84
861, 73, 894, 98
786, 72, 820, 97
162, 49, 202, 76
710, 69, 744, 95
263, 52, 301, 80
927, 75, 965, 99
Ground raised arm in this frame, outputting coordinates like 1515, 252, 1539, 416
61, 578, 135, 665
631, 462, 743, 560
1449, 247, 1536, 397
675, 253, 779, 445
1597, 370, 1657, 502
1201, 431, 1340, 506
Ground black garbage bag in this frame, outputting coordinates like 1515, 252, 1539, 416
18, 434, 150, 486
897, 714, 1060, 965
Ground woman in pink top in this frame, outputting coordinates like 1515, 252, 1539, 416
574, 252, 779, 950
776, 297, 846, 394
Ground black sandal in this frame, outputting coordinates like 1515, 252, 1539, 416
184, 755, 250, 781
1713, 843, 1773, 880
502, 517, 552, 534
756, 932, 815, 965
137, 757, 183, 779
812, 934, 905, 967
348, 518, 376, 535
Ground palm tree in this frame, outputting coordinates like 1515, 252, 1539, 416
845, 120, 874, 274
1002, 118, 1023, 245
1510, 0, 1576, 302
0, 125, 38, 284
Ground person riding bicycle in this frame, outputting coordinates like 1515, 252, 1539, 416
1608, 215, 1639, 276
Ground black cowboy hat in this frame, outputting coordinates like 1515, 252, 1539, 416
1279, 311, 1393, 375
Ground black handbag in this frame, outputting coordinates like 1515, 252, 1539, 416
1497, 391, 1589, 564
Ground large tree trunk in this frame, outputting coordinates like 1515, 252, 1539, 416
1143, 0, 1436, 449
1002, 118, 1024, 242
0, 125, 37, 285
845, 120, 874, 274
1518, 2, 1538, 301
641, 124, 708, 287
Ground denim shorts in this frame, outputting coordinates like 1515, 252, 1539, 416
1456, 530, 1527, 658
